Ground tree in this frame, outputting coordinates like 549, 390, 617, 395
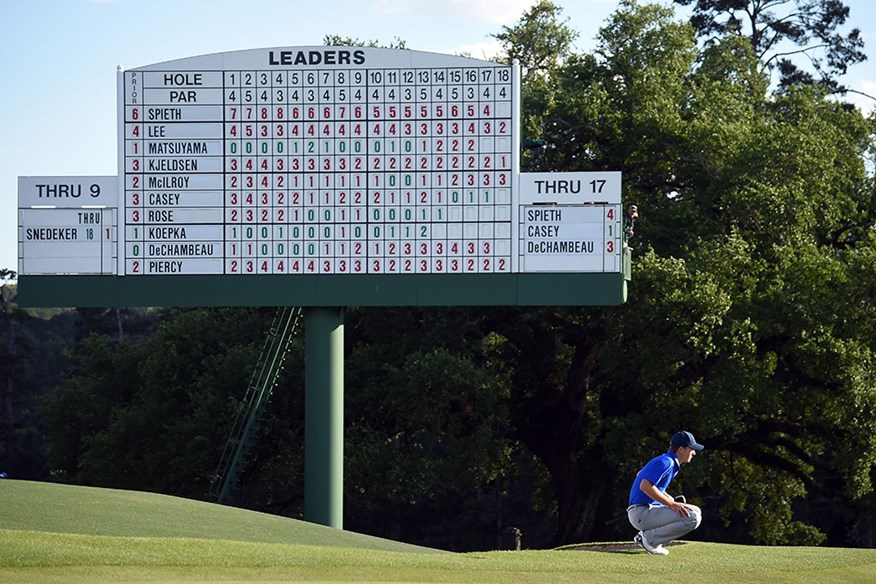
0, 269, 18, 473
0, 274, 78, 480
44, 308, 278, 498
495, 0, 876, 546
323, 35, 407, 49
492, 0, 578, 83
342, 307, 526, 550
673, 0, 867, 93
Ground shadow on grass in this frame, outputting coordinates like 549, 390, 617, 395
560, 541, 688, 555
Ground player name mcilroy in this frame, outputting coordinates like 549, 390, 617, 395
148, 176, 190, 188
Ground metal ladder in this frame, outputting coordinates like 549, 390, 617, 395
209, 306, 303, 504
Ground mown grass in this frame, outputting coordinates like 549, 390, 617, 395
2, 479, 875, 583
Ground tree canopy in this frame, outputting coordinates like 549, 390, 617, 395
673, 0, 867, 93
490, 0, 876, 545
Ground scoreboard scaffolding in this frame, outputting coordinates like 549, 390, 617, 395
17, 47, 628, 307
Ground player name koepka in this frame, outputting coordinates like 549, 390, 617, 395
148, 227, 188, 239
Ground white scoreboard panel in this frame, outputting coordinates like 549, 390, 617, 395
120, 48, 518, 276
518, 172, 622, 273
17, 176, 118, 275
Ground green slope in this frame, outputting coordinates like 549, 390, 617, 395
0, 479, 437, 552
2, 479, 876, 584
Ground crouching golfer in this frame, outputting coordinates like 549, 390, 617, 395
627, 431, 703, 555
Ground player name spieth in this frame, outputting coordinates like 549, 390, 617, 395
122, 48, 517, 276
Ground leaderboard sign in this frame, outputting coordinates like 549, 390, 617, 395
122, 47, 516, 276
17, 47, 628, 307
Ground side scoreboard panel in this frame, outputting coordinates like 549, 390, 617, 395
17, 176, 118, 275
120, 48, 517, 276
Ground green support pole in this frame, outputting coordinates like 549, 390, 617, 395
304, 307, 344, 529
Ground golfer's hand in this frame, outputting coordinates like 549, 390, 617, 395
668, 502, 690, 517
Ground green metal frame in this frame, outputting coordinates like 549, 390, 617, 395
17, 272, 627, 308
209, 307, 303, 505
303, 307, 344, 528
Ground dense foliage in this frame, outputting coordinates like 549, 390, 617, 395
674, 0, 867, 92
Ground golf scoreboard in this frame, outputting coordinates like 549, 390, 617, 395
17, 47, 627, 307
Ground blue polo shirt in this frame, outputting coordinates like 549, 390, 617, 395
629, 450, 680, 506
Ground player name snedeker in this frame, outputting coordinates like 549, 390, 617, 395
148, 141, 209, 155
527, 241, 595, 253
148, 243, 214, 256
26, 227, 78, 240
148, 159, 198, 172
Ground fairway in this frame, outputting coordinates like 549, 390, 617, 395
2, 480, 875, 583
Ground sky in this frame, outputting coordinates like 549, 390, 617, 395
2, 0, 875, 275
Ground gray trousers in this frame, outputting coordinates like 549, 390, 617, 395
627, 504, 702, 547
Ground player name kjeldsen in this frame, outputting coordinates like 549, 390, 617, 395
148, 243, 215, 256
148, 159, 198, 171
527, 240, 596, 253
148, 141, 209, 154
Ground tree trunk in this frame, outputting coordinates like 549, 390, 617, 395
2, 310, 15, 465
549, 453, 604, 546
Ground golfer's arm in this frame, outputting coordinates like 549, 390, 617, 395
639, 479, 675, 506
